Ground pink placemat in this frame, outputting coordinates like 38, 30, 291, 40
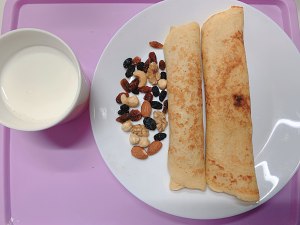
1, 0, 299, 225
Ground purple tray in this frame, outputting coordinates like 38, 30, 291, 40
1, 0, 299, 225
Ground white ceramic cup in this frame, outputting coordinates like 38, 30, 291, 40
0, 28, 90, 131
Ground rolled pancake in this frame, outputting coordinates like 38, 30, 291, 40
164, 22, 206, 191
202, 7, 259, 202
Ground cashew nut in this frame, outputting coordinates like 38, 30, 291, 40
121, 120, 132, 132
133, 70, 147, 88
138, 137, 150, 148
121, 94, 139, 107
158, 79, 167, 90
129, 133, 140, 145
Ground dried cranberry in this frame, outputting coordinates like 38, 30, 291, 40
162, 100, 168, 114
132, 56, 141, 65
129, 78, 139, 92
129, 109, 142, 121
149, 52, 157, 63
144, 58, 150, 73
144, 92, 153, 102
120, 78, 131, 92
116, 92, 129, 104
139, 86, 152, 93
159, 60, 166, 70
116, 113, 130, 123
143, 117, 157, 130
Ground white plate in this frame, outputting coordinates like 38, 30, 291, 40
90, 0, 300, 219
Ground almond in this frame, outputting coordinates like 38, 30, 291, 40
131, 146, 148, 160
147, 141, 162, 155
141, 100, 152, 117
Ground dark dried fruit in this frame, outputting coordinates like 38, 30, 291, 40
118, 109, 126, 115
159, 60, 166, 70
154, 133, 167, 141
160, 71, 167, 80
120, 78, 131, 92
144, 58, 150, 73
149, 52, 157, 63
149, 41, 163, 49
162, 100, 168, 114
129, 109, 142, 121
116, 113, 130, 123
152, 86, 160, 97
144, 92, 153, 102
120, 104, 129, 112
123, 58, 132, 69
132, 56, 141, 65
143, 117, 157, 130
151, 101, 162, 109
129, 78, 139, 92
159, 90, 167, 102
139, 86, 152, 93
137, 62, 145, 71
125, 65, 135, 78
131, 88, 139, 95
116, 92, 129, 104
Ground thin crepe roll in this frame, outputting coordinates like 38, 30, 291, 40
164, 22, 206, 191
202, 7, 259, 202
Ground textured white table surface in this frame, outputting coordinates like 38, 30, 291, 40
0, 0, 299, 33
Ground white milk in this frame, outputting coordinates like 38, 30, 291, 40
0, 45, 79, 122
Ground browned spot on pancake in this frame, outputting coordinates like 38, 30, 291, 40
231, 31, 244, 42
233, 94, 245, 107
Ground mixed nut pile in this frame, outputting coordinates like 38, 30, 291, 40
115, 41, 168, 160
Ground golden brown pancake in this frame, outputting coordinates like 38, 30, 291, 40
202, 6, 259, 202
164, 22, 206, 191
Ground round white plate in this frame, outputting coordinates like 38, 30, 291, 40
90, 0, 300, 219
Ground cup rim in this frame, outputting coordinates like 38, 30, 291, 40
0, 28, 83, 131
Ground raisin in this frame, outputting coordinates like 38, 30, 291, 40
152, 86, 160, 97
162, 100, 168, 114
160, 72, 167, 80
143, 117, 157, 130
123, 58, 132, 69
129, 109, 142, 121
131, 88, 139, 95
144, 92, 153, 102
151, 101, 162, 109
149, 52, 157, 63
132, 56, 141, 65
129, 78, 139, 92
144, 58, 150, 73
118, 109, 127, 115
159, 90, 167, 102
116, 92, 129, 104
120, 79, 131, 92
154, 133, 167, 141
125, 65, 135, 78
159, 60, 166, 70
137, 62, 145, 71
120, 104, 129, 112
116, 113, 130, 123
139, 86, 152, 93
